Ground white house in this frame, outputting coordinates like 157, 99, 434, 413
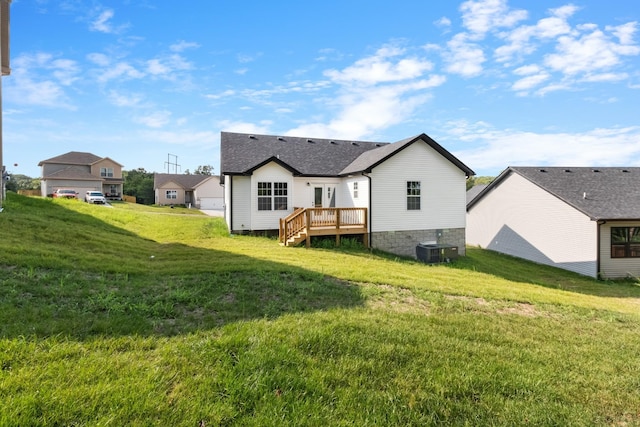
466, 166, 640, 279
220, 132, 475, 258
154, 173, 223, 209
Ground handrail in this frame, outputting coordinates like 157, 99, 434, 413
280, 207, 306, 243
280, 207, 367, 244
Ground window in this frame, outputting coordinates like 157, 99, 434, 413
257, 182, 288, 211
100, 167, 114, 177
611, 227, 640, 258
353, 182, 358, 199
273, 182, 288, 211
257, 182, 272, 211
407, 181, 421, 210
166, 190, 177, 200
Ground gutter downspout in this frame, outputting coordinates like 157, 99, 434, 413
362, 172, 372, 248
596, 219, 606, 279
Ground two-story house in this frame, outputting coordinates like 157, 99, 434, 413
39, 151, 124, 200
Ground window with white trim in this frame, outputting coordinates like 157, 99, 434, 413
353, 182, 358, 199
100, 167, 114, 177
166, 190, 177, 200
257, 182, 288, 211
407, 181, 421, 210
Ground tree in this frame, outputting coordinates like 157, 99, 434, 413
466, 176, 495, 190
5, 173, 39, 192
194, 165, 214, 175
123, 168, 155, 204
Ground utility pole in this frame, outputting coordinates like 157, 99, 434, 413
0, 0, 11, 212
164, 153, 181, 174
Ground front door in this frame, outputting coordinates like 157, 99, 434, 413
312, 185, 336, 208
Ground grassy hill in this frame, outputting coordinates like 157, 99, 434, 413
0, 193, 639, 426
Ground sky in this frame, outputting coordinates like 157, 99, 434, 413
4, 0, 640, 178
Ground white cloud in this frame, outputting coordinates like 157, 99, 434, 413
170, 40, 200, 52
448, 121, 640, 174
286, 43, 446, 139
87, 53, 111, 67
134, 110, 172, 128
325, 45, 433, 85
459, 0, 527, 40
217, 120, 272, 135
146, 54, 193, 77
544, 25, 640, 77
90, 9, 115, 33
444, 33, 485, 77
5, 53, 78, 109
494, 5, 577, 64
96, 62, 145, 83
205, 90, 236, 100
436, 17, 452, 28
108, 90, 144, 107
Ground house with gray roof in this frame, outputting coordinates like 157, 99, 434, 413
154, 173, 223, 209
466, 166, 640, 279
220, 132, 475, 258
39, 151, 124, 200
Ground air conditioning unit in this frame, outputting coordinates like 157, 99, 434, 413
416, 243, 459, 264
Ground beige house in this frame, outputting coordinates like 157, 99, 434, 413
39, 151, 124, 199
154, 173, 223, 209
467, 167, 640, 279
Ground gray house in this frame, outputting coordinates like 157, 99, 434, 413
466, 166, 640, 279
221, 132, 474, 258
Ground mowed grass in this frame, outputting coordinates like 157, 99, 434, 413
1, 193, 640, 426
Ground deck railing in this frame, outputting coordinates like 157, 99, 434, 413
280, 207, 368, 247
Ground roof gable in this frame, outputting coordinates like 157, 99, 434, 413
153, 173, 216, 190
39, 151, 103, 166
220, 132, 474, 177
341, 133, 474, 177
468, 166, 640, 220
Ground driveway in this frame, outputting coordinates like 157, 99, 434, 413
200, 209, 224, 217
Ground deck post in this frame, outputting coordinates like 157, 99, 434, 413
336, 208, 341, 246
305, 209, 311, 248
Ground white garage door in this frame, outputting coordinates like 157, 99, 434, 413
199, 197, 223, 209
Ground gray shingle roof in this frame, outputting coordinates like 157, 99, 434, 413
468, 166, 640, 220
38, 151, 102, 166
42, 167, 102, 181
466, 184, 488, 204
153, 173, 215, 190
220, 132, 474, 177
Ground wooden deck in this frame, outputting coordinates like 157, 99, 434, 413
279, 207, 368, 247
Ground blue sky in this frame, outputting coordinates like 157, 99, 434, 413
5, 0, 640, 178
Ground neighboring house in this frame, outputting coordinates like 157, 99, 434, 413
466, 166, 640, 279
39, 151, 124, 199
154, 173, 223, 209
220, 132, 475, 258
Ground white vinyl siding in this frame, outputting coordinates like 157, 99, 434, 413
230, 175, 251, 232
599, 222, 640, 279
251, 163, 293, 230
466, 172, 598, 277
369, 141, 467, 232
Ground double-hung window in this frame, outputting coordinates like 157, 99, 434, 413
353, 182, 359, 199
258, 182, 288, 211
407, 181, 421, 210
611, 227, 640, 258
100, 167, 114, 178
166, 190, 177, 200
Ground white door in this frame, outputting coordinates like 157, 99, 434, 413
311, 184, 335, 208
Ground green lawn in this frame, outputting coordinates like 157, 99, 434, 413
1, 193, 639, 426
